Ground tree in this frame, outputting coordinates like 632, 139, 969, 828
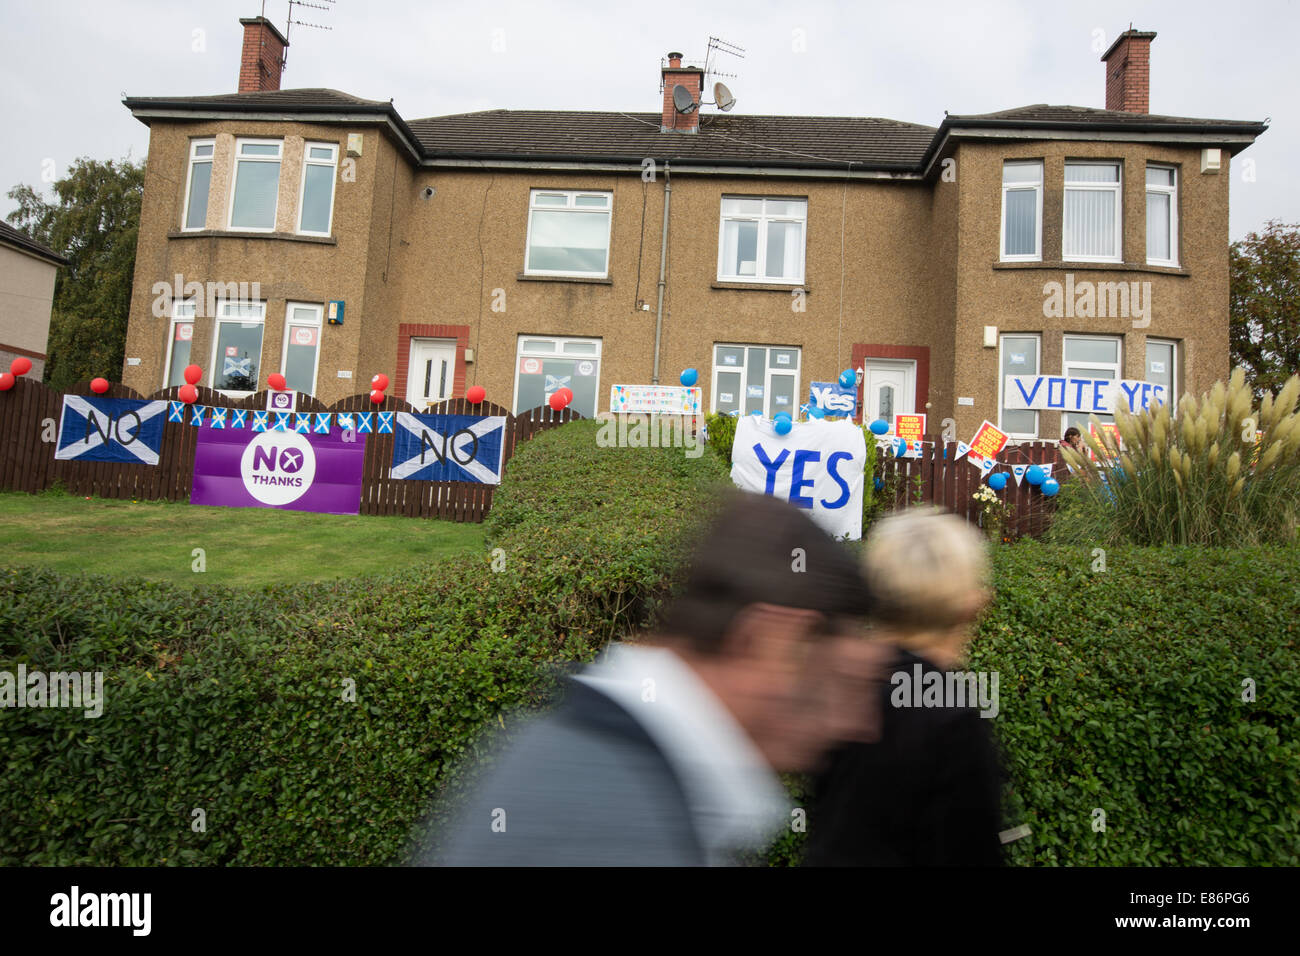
6, 157, 145, 389
1230, 220, 1300, 399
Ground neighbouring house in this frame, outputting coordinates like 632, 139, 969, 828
0, 220, 67, 380
119, 18, 1265, 444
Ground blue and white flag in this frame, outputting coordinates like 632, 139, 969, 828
544, 374, 571, 394
356, 412, 373, 434
336, 413, 354, 433
231, 408, 247, 430
391, 412, 506, 484
274, 412, 291, 432
1011, 463, 1028, 486
190, 404, 206, 426
54, 396, 167, 465
210, 407, 227, 429
295, 413, 312, 434
223, 355, 251, 378
168, 401, 185, 423
251, 410, 269, 433
377, 411, 394, 434
314, 413, 332, 434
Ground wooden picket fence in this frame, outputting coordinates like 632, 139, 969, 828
875, 437, 1068, 540
0, 378, 580, 522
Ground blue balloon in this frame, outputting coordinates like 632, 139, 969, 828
873, 477, 884, 491
1041, 478, 1060, 496
679, 367, 698, 387
987, 472, 1008, 491
839, 369, 857, 390
774, 416, 792, 435
808, 404, 826, 419
869, 418, 890, 436
1025, 465, 1045, 486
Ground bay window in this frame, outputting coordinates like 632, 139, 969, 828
1001, 161, 1042, 261
1063, 162, 1122, 262
297, 143, 338, 236
182, 140, 214, 231
229, 139, 282, 231
210, 300, 266, 395
1146, 165, 1178, 266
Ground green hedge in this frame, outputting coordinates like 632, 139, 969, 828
0, 420, 729, 865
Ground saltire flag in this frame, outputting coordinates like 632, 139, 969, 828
545, 374, 571, 394
54, 396, 167, 465
210, 407, 228, 429
251, 410, 269, 433
390, 412, 506, 484
168, 401, 185, 423
223, 355, 251, 378
190, 404, 206, 426
377, 412, 394, 434
314, 413, 332, 434
274, 412, 291, 432
231, 409, 248, 430
356, 413, 373, 434
294, 413, 312, 434
336, 413, 354, 432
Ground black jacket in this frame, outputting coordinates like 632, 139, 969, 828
805, 648, 1005, 866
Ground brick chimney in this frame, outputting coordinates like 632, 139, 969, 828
1101, 29, 1156, 113
661, 52, 704, 133
238, 16, 289, 93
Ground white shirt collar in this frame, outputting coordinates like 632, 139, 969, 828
573, 642, 791, 864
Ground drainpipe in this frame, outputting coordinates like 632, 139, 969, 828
652, 161, 671, 385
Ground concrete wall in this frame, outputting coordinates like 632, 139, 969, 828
0, 243, 58, 379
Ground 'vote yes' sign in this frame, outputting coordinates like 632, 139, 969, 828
1004, 375, 1167, 415
730, 416, 865, 540
808, 381, 857, 416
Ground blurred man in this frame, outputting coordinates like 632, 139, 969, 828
422, 492, 882, 866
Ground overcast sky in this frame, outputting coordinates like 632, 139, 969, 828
2, 0, 1295, 239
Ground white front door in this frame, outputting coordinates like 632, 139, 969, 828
406, 339, 456, 410
863, 359, 916, 424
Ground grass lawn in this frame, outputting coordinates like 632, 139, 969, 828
0, 491, 486, 588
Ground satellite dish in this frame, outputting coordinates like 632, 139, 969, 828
714, 82, 736, 111
672, 84, 697, 114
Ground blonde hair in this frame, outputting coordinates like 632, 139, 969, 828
862, 507, 990, 633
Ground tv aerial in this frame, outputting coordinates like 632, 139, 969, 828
281, 0, 335, 70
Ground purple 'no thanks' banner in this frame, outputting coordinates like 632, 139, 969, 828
191, 424, 365, 515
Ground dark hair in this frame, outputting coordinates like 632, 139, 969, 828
1063, 427, 1082, 441
661, 492, 872, 654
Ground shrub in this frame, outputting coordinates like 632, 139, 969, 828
0, 419, 729, 865
704, 412, 737, 465
1052, 368, 1300, 546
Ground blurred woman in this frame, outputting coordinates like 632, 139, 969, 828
805, 508, 1005, 866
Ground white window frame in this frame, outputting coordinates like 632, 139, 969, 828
208, 299, 267, 398
1145, 337, 1179, 413
1062, 333, 1123, 434
296, 142, 339, 237
1145, 164, 1179, 268
280, 302, 324, 395
227, 138, 283, 233
511, 334, 603, 415
716, 196, 808, 284
523, 190, 613, 278
163, 299, 198, 389
181, 139, 215, 232
710, 343, 802, 419
1062, 160, 1123, 263
1000, 161, 1043, 262
997, 333, 1042, 440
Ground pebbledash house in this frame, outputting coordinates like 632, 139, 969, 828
119, 18, 1265, 443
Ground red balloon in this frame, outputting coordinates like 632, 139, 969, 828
549, 390, 571, 411
267, 373, 287, 392
558, 386, 574, 403
178, 383, 198, 404
10, 357, 32, 377
0, 372, 14, 391
90, 378, 110, 394
369, 389, 385, 404
466, 385, 486, 404
183, 364, 202, 386
371, 373, 390, 391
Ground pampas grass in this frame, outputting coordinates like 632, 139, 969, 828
1050, 368, 1300, 545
